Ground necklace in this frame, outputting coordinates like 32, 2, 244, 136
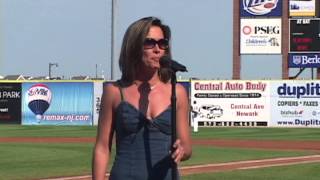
150, 82, 159, 90
133, 81, 159, 90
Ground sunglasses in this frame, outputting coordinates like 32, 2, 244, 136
143, 38, 169, 50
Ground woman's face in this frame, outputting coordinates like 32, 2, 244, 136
141, 26, 167, 70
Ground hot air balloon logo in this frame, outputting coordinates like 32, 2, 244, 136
26, 84, 52, 120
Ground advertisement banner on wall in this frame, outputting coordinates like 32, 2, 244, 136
270, 81, 320, 127
240, 0, 282, 17
0, 83, 21, 124
22, 82, 93, 125
289, 19, 320, 52
93, 81, 103, 126
190, 80, 270, 125
289, 0, 315, 17
240, 18, 282, 54
288, 53, 320, 67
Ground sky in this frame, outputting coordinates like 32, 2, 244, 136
0, 0, 313, 80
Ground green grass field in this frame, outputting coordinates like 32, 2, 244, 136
1, 125, 319, 140
183, 162, 320, 180
191, 127, 320, 141
0, 143, 94, 180
0, 125, 96, 137
0, 125, 319, 180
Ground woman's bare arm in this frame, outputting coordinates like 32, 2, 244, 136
92, 84, 118, 180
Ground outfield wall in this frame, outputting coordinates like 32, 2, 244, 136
0, 80, 189, 126
1, 80, 320, 129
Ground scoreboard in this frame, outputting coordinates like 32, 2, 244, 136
290, 19, 320, 52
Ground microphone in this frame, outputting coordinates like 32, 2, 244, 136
160, 56, 187, 72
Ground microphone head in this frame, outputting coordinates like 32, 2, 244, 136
160, 56, 171, 68
160, 56, 187, 72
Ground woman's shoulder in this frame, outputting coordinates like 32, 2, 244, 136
102, 81, 121, 95
101, 81, 122, 108
175, 83, 188, 101
176, 83, 187, 93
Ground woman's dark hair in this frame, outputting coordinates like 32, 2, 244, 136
118, 16, 172, 84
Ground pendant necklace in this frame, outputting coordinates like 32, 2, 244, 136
150, 82, 159, 90
133, 81, 159, 90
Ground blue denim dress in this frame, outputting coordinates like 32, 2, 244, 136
109, 89, 179, 180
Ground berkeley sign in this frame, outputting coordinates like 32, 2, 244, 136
289, 53, 320, 68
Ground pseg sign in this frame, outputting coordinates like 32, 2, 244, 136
241, 19, 282, 54
289, 53, 320, 68
240, 0, 282, 17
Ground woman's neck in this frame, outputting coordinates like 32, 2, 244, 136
134, 69, 160, 86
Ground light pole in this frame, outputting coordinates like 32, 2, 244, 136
111, 0, 117, 80
49, 63, 58, 79
95, 64, 104, 79
95, 64, 98, 78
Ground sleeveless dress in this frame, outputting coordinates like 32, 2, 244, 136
109, 87, 179, 180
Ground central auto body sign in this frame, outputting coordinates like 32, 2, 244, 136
241, 18, 282, 54
190, 80, 270, 123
